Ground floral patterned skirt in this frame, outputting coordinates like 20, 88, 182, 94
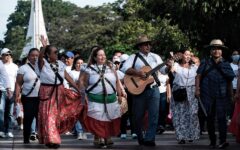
229, 101, 240, 143
38, 84, 83, 144
171, 86, 200, 140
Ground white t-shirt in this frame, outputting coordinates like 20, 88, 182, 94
230, 63, 238, 89
158, 74, 169, 93
4, 63, 18, 91
64, 65, 72, 89
68, 70, 80, 92
18, 63, 40, 97
40, 59, 66, 84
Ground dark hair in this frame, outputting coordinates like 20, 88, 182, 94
113, 50, 123, 55
87, 46, 104, 66
21, 57, 28, 65
44, 45, 56, 55
28, 48, 39, 56
71, 56, 83, 70
44, 45, 57, 60
178, 49, 194, 65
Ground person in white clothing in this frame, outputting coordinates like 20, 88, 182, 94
157, 73, 171, 134
170, 49, 200, 144
15, 48, 40, 144
0, 48, 18, 138
0, 53, 11, 138
63, 51, 75, 89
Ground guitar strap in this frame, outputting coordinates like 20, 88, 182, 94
132, 52, 161, 86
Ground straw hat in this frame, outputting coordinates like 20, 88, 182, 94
135, 35, 151, 47
205, 39, 228, 50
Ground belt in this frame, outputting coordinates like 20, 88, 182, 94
146, 84, 158, 89
41, 83, 62, 86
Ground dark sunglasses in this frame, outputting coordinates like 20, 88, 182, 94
2, 53, 11, 56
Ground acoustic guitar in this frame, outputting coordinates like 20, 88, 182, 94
124, 54, 181, 95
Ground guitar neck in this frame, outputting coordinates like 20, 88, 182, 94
146, 62, 166, 76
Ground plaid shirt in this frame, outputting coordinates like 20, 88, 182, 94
197, 58, 235, 98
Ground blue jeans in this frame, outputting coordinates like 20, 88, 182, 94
0, 91, 14, 133
158, 92, 167, 128
74, 121, 83, 134
31, 118, 37, 133
132, 87, 160, 142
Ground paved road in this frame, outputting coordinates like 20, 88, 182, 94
0, 130, 239, 150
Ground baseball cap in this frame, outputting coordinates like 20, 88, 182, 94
65, 51, 74, 58
1, 48, 12, 56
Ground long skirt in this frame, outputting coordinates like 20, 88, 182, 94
171, 86, 200, 140
82, 95, 121, 138
229, 100, 240, 143
38, 84, 83, 144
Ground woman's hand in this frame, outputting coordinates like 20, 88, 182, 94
40, 35, 48, 47
167, 96, 171, 103
195, 88, 200, 98
121, 89, 127, 99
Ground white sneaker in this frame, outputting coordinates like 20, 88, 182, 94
65, 131, 73, 135
131, 133, 137, 139
120, 134, 127, 139
6, 132, 14, 138
77, 133, 83, 140
20, 124, 23, 130
82, 133, 87, 140
0, 132, 6, 138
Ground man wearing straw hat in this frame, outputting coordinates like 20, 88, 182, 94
121, 35, 171, 146
195, 39, 235, 149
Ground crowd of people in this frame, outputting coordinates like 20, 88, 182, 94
0, 34, 239, 149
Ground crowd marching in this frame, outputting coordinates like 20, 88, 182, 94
0, 34, 239, 149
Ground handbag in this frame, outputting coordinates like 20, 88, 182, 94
118, 96, 128, 115
173, 67, 189, 102
173, 88, 187, 102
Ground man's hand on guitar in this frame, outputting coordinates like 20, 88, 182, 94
137, 70, 147, 79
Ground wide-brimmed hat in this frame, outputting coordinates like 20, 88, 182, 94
135, 35, 151, 47
205, 39, 228, 50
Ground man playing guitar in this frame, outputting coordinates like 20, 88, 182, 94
121, 35, 171, 146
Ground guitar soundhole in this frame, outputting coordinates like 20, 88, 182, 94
131, 77, 138, 88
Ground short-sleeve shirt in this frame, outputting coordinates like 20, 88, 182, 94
121, 52, 164, 73
173, 63, 198, 87
158, 74, 169, 93
4, 63, 18, 91
40, 59, 66, 84
197, 58, 235, 98
17, 63, 40, 97
84, 64, 117, 94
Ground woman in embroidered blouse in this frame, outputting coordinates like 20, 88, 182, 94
38, 37, 83, 148
15, 48, 40, 144
79, 46, 126, 148
170, 49, 200, 144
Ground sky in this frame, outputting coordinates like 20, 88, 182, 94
0, 0, 116, 41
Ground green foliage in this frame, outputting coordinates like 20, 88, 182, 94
3, 0, 240, 60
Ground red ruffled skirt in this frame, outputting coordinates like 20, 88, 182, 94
38, 85, 84, 144
229, 101, 240, 143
